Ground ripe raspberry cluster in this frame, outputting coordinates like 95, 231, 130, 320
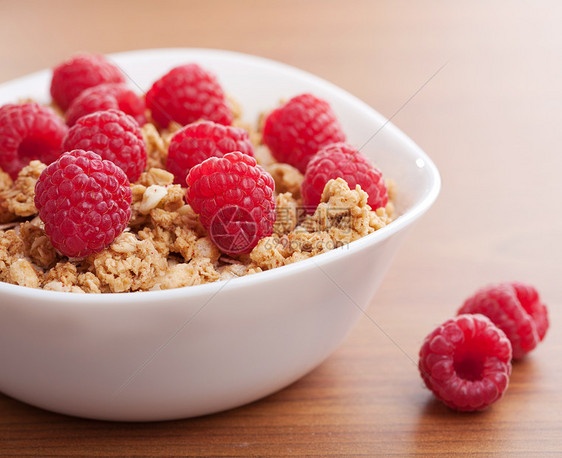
419, 281, 549, 411
1, 52, 392, 262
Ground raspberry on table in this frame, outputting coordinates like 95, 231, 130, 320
145, 63, 233, 128
301, 142, 388, 213
185, 151, 276, 256
63, 109, 147, 182
34, 150, 132, 258
0, 102, 68, 179
50, 53, 126, 111
66, 83, 146, 127
262, 93, 346, 173
167, 120, 254, 185
418, 314, 512, 412
458, 282, 549, 359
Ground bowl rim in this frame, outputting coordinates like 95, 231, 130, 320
0, 47, 441, 304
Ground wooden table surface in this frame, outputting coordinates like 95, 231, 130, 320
1, 0, 561, 455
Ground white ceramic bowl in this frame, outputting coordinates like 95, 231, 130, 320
0, 48, 440, 421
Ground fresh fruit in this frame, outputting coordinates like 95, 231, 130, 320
185, 151, 276, 256
63, 109, 147, 182
262, 93, 345, 173
458, 282, 549, 359
34, 150, 132, 258
301, 142, 387, 213
0, 102, 68, 179
145, 63, 232, 128
419, 314, 512, 411
65, 83, 146, 127
167, 120, 254, 185
50, 53, 126, 110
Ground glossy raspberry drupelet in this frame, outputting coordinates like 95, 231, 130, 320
185, 151, 276, 256
63, 109, 147, 182
301, 142, 388, 213
458, 282, 549, 359
50, 53, 126, 111
65, 83, 146, 127
145, 63, 233, 128
167, 120, 254, 185
262, 93, 346, 173
419, 314, 512, 412
0, 102, 68, 179
34, 150, 132, 258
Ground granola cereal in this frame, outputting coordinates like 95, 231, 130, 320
0, 160, 46, 223
0, 162, 393, 292
266, 162, 303, 199
88, 232, 168, 293
251, 178, 390, 270
0, 229, 24, 283
19, 220, 58, 268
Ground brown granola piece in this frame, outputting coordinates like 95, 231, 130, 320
142, 123, 168, 170
177, 204, 206, 236
138, 167, 175, 187
250, 231, 336, 270
19, 221, 58, 268
266, 163, 303, 198
129, 183, 149, 227
0, 160, 46, 223
88, 232, 168, 293
76, 272, 102, 293
273, 192, 298, 235
139, 208, 216, 263
217, 261, 250, 280
154, 258, 220, 290
0, 168, 13, 192
7, 258, 42, 288
161, 122, 182, 147
42, 261, 102, 293
253, 144, 276, 167
193, 236, 220, 263
249, 234, 286, 270
0, 229, 25, 283
386, 178, 397, 203
43, 261, 78, 286
371, 207, 392, 231
137, 225, 175, 257
142, 220, 199, 260
129, 169, 184, 228
43, 281, 84, 293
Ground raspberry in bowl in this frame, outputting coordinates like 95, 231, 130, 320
0, 49, 440, 421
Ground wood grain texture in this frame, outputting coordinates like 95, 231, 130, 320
1, 0, 561, 455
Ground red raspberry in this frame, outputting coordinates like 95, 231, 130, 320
167, 120, 254, 185
0, 102, 68, 179
419, 314, 512, 412
262, 93, 346, 173
50, 53, 126, 111
63, 109, 147, 182
185, 152, 276, 256
66, 83, 146, 127
458, 282, 549, 359
145, 63, 233, 128
34, 150, 132, 258
301, 142, 388, 213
